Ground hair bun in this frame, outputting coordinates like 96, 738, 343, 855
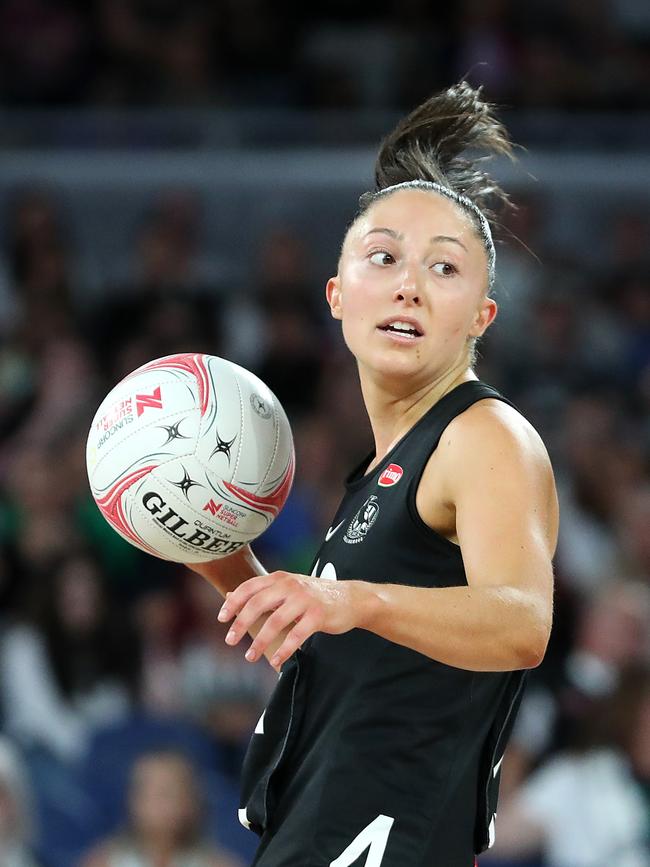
374, 81, 515, 221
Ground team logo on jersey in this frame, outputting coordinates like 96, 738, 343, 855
378, 463, 403, 487
344, 495, 380, 544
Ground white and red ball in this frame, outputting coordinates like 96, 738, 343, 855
86, 353, 294, 562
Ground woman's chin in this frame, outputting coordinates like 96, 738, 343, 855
360, 353, 437, 386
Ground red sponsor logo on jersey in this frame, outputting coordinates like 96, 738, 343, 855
203, 499, 222, 515
135, 386, 163, 417
378, 463, 403, 487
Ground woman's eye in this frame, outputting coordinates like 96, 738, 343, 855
369, 251, 395, 266
432, 261, 457, 276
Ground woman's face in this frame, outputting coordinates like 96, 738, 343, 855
327, 189, 497, 390
0, 782, 19, 839
129, 755, 198, 842
57, 558, 102, 633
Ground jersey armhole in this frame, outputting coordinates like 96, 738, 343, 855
406, 466, 463, 554
405, 390, 517, 556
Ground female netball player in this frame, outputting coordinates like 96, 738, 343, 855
188, 81, 558, 867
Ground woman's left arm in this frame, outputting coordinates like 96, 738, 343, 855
351, 403, 558, 671
220, 404, 557, 672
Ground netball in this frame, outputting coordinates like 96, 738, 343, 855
86, 353, 294, 563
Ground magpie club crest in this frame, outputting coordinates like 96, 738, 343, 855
343, 495, 380, 545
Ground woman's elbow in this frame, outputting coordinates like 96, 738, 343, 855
516, 618, 551, 669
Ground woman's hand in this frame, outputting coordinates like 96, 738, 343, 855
217, 572, 364, 669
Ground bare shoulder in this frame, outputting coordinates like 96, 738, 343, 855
418, 395, 558, 549
442, 397, 554, 478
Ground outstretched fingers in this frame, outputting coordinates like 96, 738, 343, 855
244, 598, 317, 663
216, 570, 340, 667
267, 615, 322, 668
217, 573, 276, 631
218, 571, 306, 651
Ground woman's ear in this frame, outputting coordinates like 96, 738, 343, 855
326, 276, 343, 320
469, 296, 498, 338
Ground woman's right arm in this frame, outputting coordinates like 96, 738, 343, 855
185, 545, 267, 597
185, 546, 287, 671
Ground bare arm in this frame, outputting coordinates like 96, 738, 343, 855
186, 546, 287, 670
351, 402, 558, 670
186, 545, 267, 597
220, 402, 557, 671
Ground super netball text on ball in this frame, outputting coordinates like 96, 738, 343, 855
95, 398, 135, 448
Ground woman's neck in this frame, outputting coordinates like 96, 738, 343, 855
137, 836, 179, 867
360, 363, 476, 471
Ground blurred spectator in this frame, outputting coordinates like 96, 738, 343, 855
179, 573, 273, 781
484, 664, 650, 867
452, 0, 518, 101
0, 549, 141, 762
95, 0, 215, 106
88, 192, 223, 383
80, 749, 242, 867
223, 224, 326, 420
490, 190, 546, 357
134, 587, 186, 717
255, 297, 324, 421
0, 542, 22, 626
8, 337, 98, 452
615, 484, 650, 581
505, 579, 650, 790
554, 392, 644, 594
0, 0, 647, 109
5, 188, 79, 336
0, 0, 93, 105
605, 207, 650, 270
0, 10, 648, 863
4, 442, 84, 576
227, 224, 319, 364
0, 737, 41, 867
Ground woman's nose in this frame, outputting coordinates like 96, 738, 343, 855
393, 268, 421, 304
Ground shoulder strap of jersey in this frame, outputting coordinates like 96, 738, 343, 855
418, 380, 517, 455
345, 381, 517, 489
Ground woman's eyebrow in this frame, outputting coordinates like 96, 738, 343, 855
363, 228, 467, 252
430, 234, 467, 252
364, 227, 404, 240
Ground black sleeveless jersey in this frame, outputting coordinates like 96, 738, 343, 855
239, 381, 528, 867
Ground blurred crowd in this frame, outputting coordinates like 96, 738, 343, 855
0, 10, 649, 855
0, 167, 648, 866
0, 0, 649, 110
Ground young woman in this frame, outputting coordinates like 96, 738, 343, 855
0, 737, 42, 867
81, 750, 242, 867
189, 81, 558, 867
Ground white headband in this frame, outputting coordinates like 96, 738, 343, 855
366, 180, 496, 290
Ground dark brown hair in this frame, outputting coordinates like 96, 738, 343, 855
360, 80, 515, 228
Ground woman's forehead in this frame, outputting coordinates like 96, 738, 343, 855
350, 188, 478, 246
135, 756, 191, 778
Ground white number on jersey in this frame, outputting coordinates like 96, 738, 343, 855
329, 814, 395, 867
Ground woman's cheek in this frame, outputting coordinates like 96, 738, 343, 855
341, 310, 373, 359
340, 316, 358, 353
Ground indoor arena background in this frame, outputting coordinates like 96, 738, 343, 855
0, 2, 649, 866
